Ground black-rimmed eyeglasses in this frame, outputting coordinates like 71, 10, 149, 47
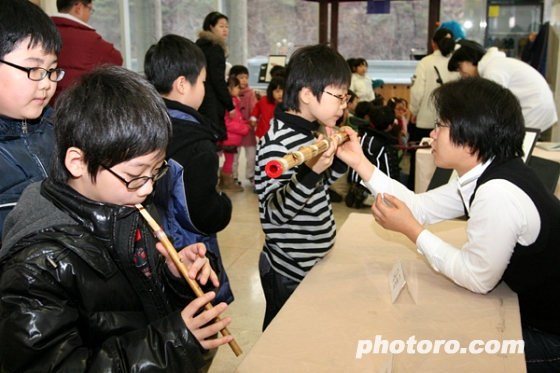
323, 90, 351, 104
101, 160, 170, 190
0, 59, 65, 82
434, 120, 450, 129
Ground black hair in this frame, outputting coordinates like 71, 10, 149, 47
227, 75, 240, 90
144, 34, 206, 94
369, 106, 395, 132
371, 94, 385, 107
57, 0, 91, 12
202, 11, 228, 32
433, 28, 456, 57
230, 65, 249, 77
355, 101, 373, 119
282, 44, 351, 112
0, 0, 62, 59
269, 65, 286, 79
431, 77, 524, 163
448, 40, 486, 72
350, 58, 367, 72
50, 65, 172, 183
347, 89, 358, 104
267, 76, 284, 104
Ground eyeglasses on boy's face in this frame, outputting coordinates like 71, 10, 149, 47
101, 160, 170, 190
323, 90, 351, 105
434, 120, 451, 129
0, 59, 65, 82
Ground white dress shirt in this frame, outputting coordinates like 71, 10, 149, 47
364, 160, 541, 294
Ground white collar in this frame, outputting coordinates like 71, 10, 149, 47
457, 158, 493, 213
51, 12, 93, 29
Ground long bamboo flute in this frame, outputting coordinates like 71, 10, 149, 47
135, 204, 242, 356
265, 128, 350, 178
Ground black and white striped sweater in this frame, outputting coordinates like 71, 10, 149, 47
255, 107, 348, 282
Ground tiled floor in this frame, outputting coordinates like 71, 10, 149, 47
208, 164, 362, 373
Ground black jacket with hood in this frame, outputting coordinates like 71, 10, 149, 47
0, 178, 221, 372
164, 98, 231, 234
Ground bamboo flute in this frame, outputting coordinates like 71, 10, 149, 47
135, 204, 242, 356
265, 128, 350, 178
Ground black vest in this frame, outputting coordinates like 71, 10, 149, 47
470, 158, 560, 335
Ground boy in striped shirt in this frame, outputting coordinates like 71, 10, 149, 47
255, 44, 354, 330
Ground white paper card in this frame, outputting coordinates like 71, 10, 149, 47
389, 259, 406, 303
378, 353, 394, 373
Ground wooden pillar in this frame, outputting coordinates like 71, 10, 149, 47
427, 0, 440, 54
319, 0, 329, 44
331, 0, 339, 49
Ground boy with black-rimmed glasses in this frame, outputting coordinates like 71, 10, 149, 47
0, 0, 65, 244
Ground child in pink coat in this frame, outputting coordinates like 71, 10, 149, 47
219, 76, 250, 192
229, 65, 257, 186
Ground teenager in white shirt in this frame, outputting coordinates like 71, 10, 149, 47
337, 77, 560, 373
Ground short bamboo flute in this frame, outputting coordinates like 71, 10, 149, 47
265, 129, 350, 178
135, 204, 242, 356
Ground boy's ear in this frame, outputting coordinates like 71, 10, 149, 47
173, 76, 190, 96
300, 87, 314, 105
65, 147, 87, 178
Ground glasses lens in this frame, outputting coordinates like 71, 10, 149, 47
153, 165, 169, 182
28, 68, 48, 81
49, 69, 65, 82
127, 177, 148, 190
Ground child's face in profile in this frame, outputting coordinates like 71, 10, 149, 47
190, 67, 206, 110
356, 63, 368, 76
347, 96, 360, 112
0, 40, 58, 120
236, 73, 249, 89
308, 84, 348, 127
68, 150, 167, 207
272, 87, 283, 103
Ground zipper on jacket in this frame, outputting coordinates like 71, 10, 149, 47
22, 119, 28, 135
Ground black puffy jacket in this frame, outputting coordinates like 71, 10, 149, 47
0, 178, 221, 372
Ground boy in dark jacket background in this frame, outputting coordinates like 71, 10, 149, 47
346, 105, 401, 208
144, 34, 234, 307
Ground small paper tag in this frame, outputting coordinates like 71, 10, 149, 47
389, 259, 406, 303
379, 352, 394, 373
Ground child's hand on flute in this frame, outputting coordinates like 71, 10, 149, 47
181, 291, 234, 349
305, 133, 337, 174
155, 242, 220, 287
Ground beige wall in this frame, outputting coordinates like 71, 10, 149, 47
38, 0, 57, 15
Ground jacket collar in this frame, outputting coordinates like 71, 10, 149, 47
0, 114, 44, 140
197, 30, 229, 57
41, 178, 137, 245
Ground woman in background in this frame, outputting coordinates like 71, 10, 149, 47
196, 11, 234, 140
407, 28, 459, 190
